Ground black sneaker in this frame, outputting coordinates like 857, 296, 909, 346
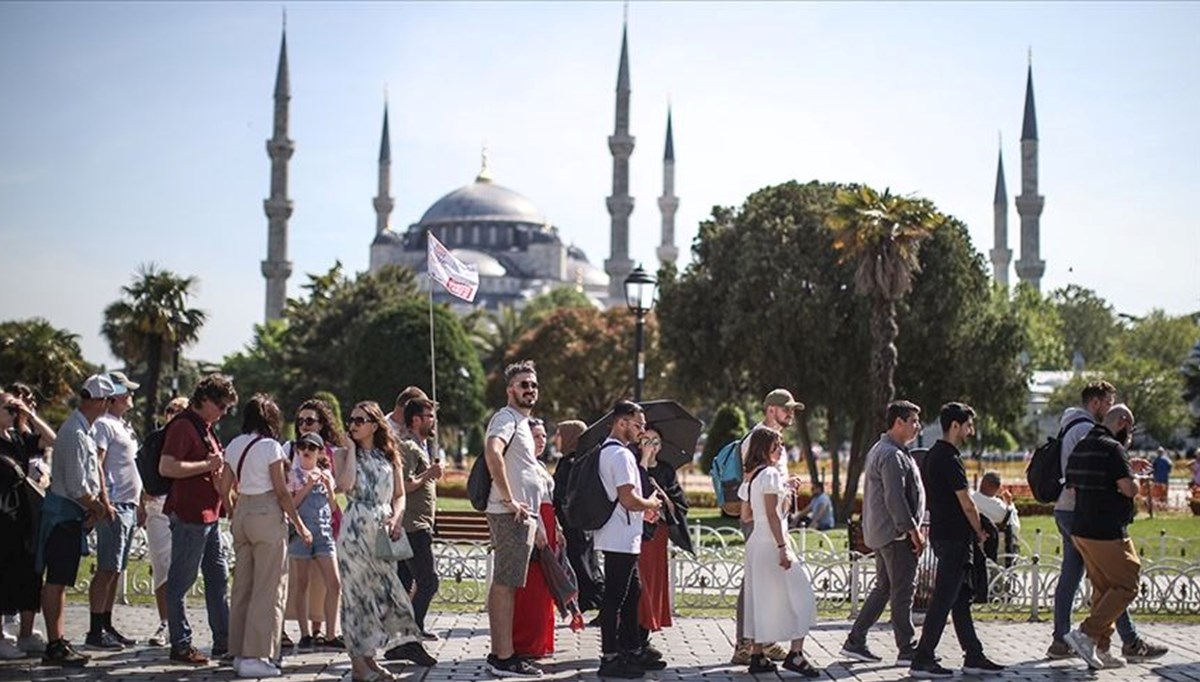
635, 648, 666, 670
909, 660, 955, 679
41, 639, 88, 667
963, 656, 1005, 674
280, 630, 293, 647
84, 630, 125, 651
487, 653, 545, 677
296, 635, 315, 652
597, 654, 643, 679
748, 653, 777, 674
783, 652, 821, 678
321, 635, 345, 650
1122, 638, 1168, 662
421, 630, 440, 641
383, 641, 437, 667
839, 641, 882, 663
104, 627, 136, 647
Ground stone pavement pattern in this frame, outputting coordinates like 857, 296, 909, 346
1, 605, 1198, 681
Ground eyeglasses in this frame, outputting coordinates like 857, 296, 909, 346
347, 416, 370, 426
640, 437, 661, 447
296, 417, 320, 426
515, 380, 539, 390
217, 401, 234, 414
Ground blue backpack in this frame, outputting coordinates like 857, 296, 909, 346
710, 437, 746, 512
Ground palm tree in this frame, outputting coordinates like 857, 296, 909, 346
828, 185, 943, 428
102, 264, 207, 432
0, 318, 91, 404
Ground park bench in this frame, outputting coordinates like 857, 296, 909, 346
435, 510, 491, 543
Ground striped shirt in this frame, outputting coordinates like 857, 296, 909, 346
1065, 424, 1134, 540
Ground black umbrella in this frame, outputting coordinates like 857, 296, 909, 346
577, 399, 703, 470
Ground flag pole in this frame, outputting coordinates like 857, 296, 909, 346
428, 281, 439, 463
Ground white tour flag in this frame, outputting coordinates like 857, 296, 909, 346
426, 233, 480, 303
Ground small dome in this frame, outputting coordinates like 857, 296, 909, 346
419, 177, 547, 227
451, 249, 507, 278
372, 229, 403, 246
567, 257, 610, 288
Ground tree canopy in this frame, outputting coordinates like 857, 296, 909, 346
0, 317, 93, 421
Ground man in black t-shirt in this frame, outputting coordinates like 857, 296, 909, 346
1061, 404, 1150, 670
909, 403, 1004, 678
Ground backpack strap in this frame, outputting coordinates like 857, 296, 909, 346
234, 435, 268, 484
1058, 417, 1092, 440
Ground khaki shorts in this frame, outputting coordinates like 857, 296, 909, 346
487, 512, 536, 588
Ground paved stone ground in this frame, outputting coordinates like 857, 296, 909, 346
1, 604, 1198, 681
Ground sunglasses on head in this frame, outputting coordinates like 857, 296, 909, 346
296, 416, 320, 426
347, 416, 370, 426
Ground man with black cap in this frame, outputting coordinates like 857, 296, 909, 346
86, 372, 142, 650
731, 388, 806, 665
39, 374, 116, 667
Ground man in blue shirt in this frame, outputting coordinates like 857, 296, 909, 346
796, 482, 834, 531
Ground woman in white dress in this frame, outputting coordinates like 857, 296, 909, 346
740, 428, 820, 677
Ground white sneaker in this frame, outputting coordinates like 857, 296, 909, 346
1097, 649, 1126, 669
237, 657, 282, 678
1065, 629, 1103, 670
0, 638, 24, 660
17, 631, 47, 654
148, 621, 168, 647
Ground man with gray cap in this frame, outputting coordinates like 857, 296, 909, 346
86, 372, 142, 650
731, 388, 806, 665
39, 374, 116, 667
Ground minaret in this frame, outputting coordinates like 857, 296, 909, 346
604, 20, 635, 301
1015, 60, 1046, 290
656, 108, 678, 266
989, 145, 1011, 287
262, 25, 294, 321
373, 102, 393, 236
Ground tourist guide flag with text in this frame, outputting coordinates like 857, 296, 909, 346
426, 232, 480, 303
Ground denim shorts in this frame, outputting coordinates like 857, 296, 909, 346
95, 503, 138, 571
289, 524, 336, 558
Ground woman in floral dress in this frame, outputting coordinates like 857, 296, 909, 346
334, 401, 435, 681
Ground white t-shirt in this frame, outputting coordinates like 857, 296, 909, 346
970, 490, 1021, 531
92, 413, 142, 504
593, 439, 644, 554
226, 434, 286, 495
484, 406, 543, 513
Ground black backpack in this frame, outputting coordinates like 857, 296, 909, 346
562, 441, 627, 531
137, 416, 211, 497
1026, 417, 1091, 503
467, 432, 516, 512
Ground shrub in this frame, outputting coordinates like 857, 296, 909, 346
699, 403, 747, 474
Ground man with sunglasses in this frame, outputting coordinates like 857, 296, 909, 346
159, 374, 237, 666
483, 361, 545, 677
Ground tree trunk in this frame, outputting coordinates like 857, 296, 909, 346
837, 415, 869, 521
870, 296, 899, 430
142, 335, 164, 436
794, 416, 821, 486
826, 415, 845, 516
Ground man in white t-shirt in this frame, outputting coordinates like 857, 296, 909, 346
482, 361, 544, 678
86, 371, 143, 650
970, 471, 1020, 534
594, 400, 664, 679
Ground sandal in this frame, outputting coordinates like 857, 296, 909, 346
782, 652, 821, 678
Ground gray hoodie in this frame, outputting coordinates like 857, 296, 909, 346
861, 433, 926, 550
1054, 406, 1097, 512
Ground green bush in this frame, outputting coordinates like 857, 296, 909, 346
700, 403, 747, 474
1013, 497, 1055, 516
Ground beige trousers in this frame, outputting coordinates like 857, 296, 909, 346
1072, 536, 1141, 649
229, 492, 289, 660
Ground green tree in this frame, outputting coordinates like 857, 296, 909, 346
1182, 338, 1200, 435
0, 318, 93, 414
828, 185, 944, 430
1011, 283, 1067, 370
701, 403, 747, 475
221, 319, 291, 405
1051, 285, 1118, 368
102, 264, 207, 432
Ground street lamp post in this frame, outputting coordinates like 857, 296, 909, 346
624, 264, 657, 403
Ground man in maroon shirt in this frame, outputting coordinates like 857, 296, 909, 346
159, 374, 237, 665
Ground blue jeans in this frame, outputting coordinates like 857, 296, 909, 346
1052, 510, 1138, 644
166, 515, 230, 652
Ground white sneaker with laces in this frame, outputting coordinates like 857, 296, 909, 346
237, 657, 281, 678
1097, 649, 1126, 669
1065, 629, 1103, 670
0, 638, 24, 660
17, 631, 47, 654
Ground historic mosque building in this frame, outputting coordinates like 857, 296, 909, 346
259, 21, 1043, 321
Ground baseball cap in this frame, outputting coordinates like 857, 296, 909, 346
764, 388, 805, 412
81, 374, 116, 400
107, 371, 140, 394
298, 432, 325, 449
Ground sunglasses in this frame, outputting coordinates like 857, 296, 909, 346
515, 380, 539, 390
296, 443, 321, 452
296, 417, 320, 426
347, 416, 370, 426
640, 437, 662, 447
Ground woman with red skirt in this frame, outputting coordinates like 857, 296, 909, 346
512, 419, 558, 658
638, 425, 687, 660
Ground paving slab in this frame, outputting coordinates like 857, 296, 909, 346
0, 604, 1197, 681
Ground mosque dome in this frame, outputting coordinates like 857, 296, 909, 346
451, 248, 507, 278
419, 174, 547, 228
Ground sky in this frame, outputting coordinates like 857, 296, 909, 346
1, 1, 1197, 367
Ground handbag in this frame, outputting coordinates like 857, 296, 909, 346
375, 521, 414, 561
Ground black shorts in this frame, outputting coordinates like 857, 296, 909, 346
43, 520, 84, 587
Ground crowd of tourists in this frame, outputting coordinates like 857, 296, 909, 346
0, 364, 1174, 678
